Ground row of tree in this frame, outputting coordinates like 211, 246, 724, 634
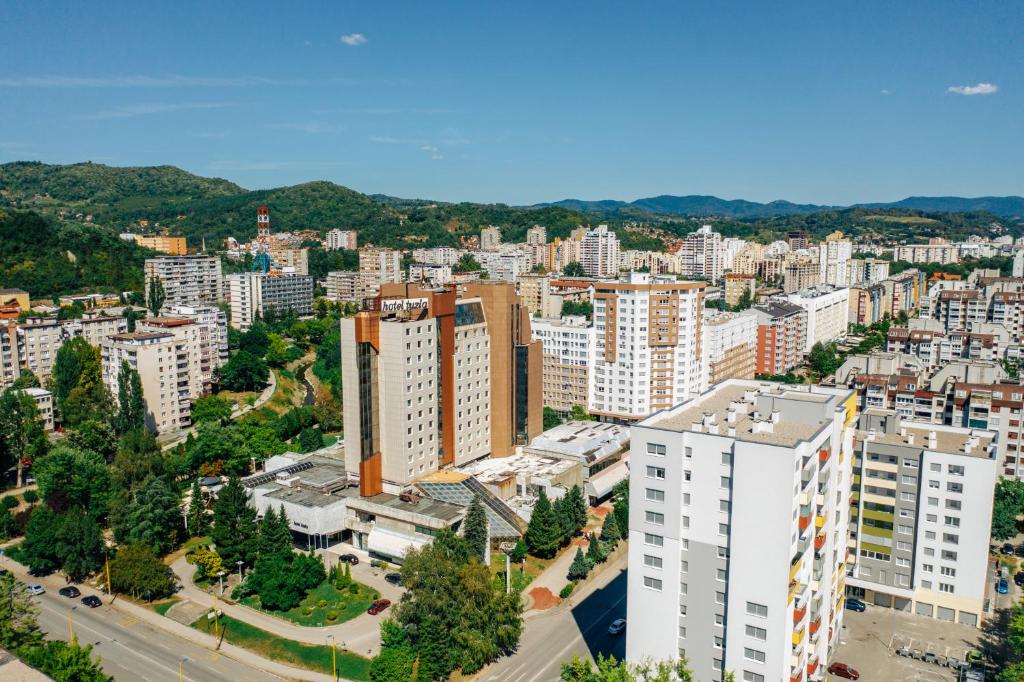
524, 486, 589, 559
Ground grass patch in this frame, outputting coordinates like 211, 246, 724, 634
863, 214, 941, 224
322, 434, 339, 447
3, 542, 27, 565
214, 388, 259, 407
192, 613, 370, 681
240, 580, 378, 627
268, 369, 300, 413
490, 552, 549, 582
151, 596, 181, 616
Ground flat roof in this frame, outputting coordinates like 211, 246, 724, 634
644, 380, 853, 448
457, 451, 579, 484
528, 421, 629, 463
352, 492, 465, 523
858, 421, 994, 459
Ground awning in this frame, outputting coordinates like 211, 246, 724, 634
367, 528, 430, 561
587, 459, 629, 500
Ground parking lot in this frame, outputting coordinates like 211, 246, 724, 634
832, 606, 984, 681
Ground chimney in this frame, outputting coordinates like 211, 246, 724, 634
728, 426, 737, 437
752, 419, 775, 434
771, 410, 781, 424
928, 431, 938, 449
906, 434, 915, 446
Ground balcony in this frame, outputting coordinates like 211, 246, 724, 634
807, 656, 820, 677
793, 603, 807, 625
815, 515, 825, 529
819, 448, 830, 464
810, 616, 822, 636
814, 533, 826, 552
792, 627, 806, 646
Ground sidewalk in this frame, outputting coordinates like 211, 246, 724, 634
0, 552, 334, 682
172, 555, 387, 657
525, 507, 614, 611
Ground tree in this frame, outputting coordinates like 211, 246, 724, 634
510, 538, 528, 564
561, 300, 594, 319
20, 638, 112, 682
187, 545, 224, 580
565, 485, 588, 534
20, 506, 62, 574
600, 511, 620, 543
733, 289, 753, 311
124, 306, 144, 332
54, 509, 104, 580
238, 323, 271, 357
525, 489, 563, 558
211, 476, 258, 568
993, 478, 1024, 540
50, 338, 108, 427
186, 479, 209, 537
264, 334, 291, 368
567, 547, 590, 581
543, 406, 563, 430
298, 426, 324, 452
464, 495, 489, 564
191, 395, 233, 425
33, 444, 112, 515
569, 405, 592, 422
65, 419, 117, 462
560, 654, 693, 682
554, 496, 573, 542
216, 350, 269, 392
147, 276, 165, 315
108, 543, 175, 600
112, 475, 183, 556
369, 620, 415, 682
0, 389, 49, 488
257, 505, 293, 561
611, 479, 629, 538
114, 359, 147, 434
10, 370, 40, 389
808, 341, 841, 378
454, 253, 482, 273
111, 428, 164, 488
563, 261, 586, 277
586, 531, 606, 565
0, 571, 43, 650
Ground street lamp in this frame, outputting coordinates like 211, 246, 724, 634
179, 656, 189, 682
326, 634, 337, 682
68, 605, 78, 641
236, 560, 244, 582
218, 570, 227, 595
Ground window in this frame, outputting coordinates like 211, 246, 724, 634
898, 524, 913, 535
714, 614, 724, 626
901, 475, 918, 485
645, 488, 665, 502
943, 533, 959, 544
684, 447, 693, 459
744, 648, 766, 663
946, 499, 962, 510
939, 583, 955, 594
901, 492, 916, 502
922, 563, 933, 572
680, 560, 688, 573
745, 625, 767, 640
925, 531, 936, 540
643, 576, 662, 591
944, 516, 960, 528
644, 533, 663, 547
940, 566, 956, 577
721, 452, 732, 465
684, 470, 692, 482
715, 591, 725, 604
718, 523, 729, 536
719, 500, 730, 512
716, 568, 727, 582
929, 463, 941, 472
678, 626, 686, 638
643, 554, 663, 569
646, 466, 665, 480
646, 511, 665, 525
897, 541, 912, 551
746, 602, 768, 618
926, 513, 937, 522
714, 636, 723, 649
720, 476, 731, 488
947, 482, 964, 494
680, 583, 688, 595
896, 557, 911, 567
922, 579, 933, 589
647, 443, 666, 456
682, 515, 690, 529
744, 673, 765, 682
948, 464, 965, 476
927, 496, 939, 506
941, 550, 958, 561
928, 480, 940, 489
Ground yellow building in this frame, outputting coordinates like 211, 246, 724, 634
0, 288, 30, 311
135, 235, 187, 255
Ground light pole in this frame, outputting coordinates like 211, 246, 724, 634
68, 605, 77, 641
218, 570, 227, 595
236, 560, 244, 583
179, 656, 188, 682
327, 634, 337, 682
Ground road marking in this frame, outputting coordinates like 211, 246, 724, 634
525, 591, 628, 682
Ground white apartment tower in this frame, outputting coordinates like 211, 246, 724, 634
144, 255, 224, 309
627, 380, 857, 682
480, 226, 503, 251
581, 225, 621, 278
101, 331, 194, 433
589, 272, 705, 421
531, 315, 595, 414
680, 225, 725, 283
819, 237, 853, 287
227, 272, 314, 330
359, 248, 403, 285
325, 229, 357, 250
779, 287, 850, 355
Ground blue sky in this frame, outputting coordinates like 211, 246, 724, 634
1, 1, 1020, 205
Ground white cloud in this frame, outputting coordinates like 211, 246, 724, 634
78, 102, 229, 120
419, 144, 439, 153
267, 121, 345, 134
340, 33, 368, 47
947, 82, 998, 96
0, 75, 307, 88
880, 89, 892, 95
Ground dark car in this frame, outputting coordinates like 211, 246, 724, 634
384, 572, 402, 586
845, 598, 866, 612
58, 586, 81, 598
81, 595, 102, 608
827, 662, 860, 680
1015, 572, 1024, 587
998, 577, 1010, 594
1016, 545, 1024, 558
367, 598, 391, 615
339, 554, 360, 565
1002, 543, 1015, 555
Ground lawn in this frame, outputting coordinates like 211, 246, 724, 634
150, 596, 181, 616
3, 542, 26, 565
240, 580, 379, 627
192, 613, 370, 681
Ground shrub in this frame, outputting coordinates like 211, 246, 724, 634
348, 583, 359, 595
1, 496, 18, 510
559, 582, 576, 599
22, 490, 38, 504
326, 610, 339, 621
317, 599, 328, 608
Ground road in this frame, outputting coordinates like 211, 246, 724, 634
481, 555, 628, 682
31, 588, 283, 682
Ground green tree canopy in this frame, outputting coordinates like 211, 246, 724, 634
108, 543, 176, 600
211, 476, 259, 568
463, 495, 489, 564
147, 277, 165, 315
216, 350, 269, 392
191, 395, 234, 425
563, 261, 586, 277
54, 509, 104, 580
114, 359, 147, 434
112, 474, 183, 556
543, 406, 563, 430
186, 479, 210, 537
525, 489, 562, 558
992, 478, 1024, 540
34, 444, 112, 516
0, 389, 49, 487
567, 547, 590, 581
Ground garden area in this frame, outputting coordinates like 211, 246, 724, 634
239, 573, 379, 627
191, 612, 370, 681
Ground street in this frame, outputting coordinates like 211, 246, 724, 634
481, 554, 628, 682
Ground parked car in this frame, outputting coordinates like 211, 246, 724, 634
339, 554, 360, 565
1002, 543, 1015, 555
827, 662, 860, 680
998, 577, 1010, 594
608, 618, 627, 635
58, 586, 81, 598
367, 598, 391, 615
384, 572, 402, 586
26, 584, 45, 596
844, 598, 866, 612
1015, 572, 1024, 587
1016, 545, 1024, 558
81, 595, 102, 608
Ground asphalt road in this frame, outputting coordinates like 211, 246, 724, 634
30, 588, 282, 682
481, 556, 628, 682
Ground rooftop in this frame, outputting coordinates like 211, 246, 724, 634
858, 409, 994, 459
642, 380, 853, 447
527, 420, 629, 463
351, 491, 465, 524
457, 451, 579, 484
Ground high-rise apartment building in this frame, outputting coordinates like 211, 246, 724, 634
140, 306, 228, 393
723, 273, 756, 308
819, 236, 852, 287
702, 311, 757, 385
783, 258, 821, 293
325, 271, 381, 304
516, 273, 553, 318
61, 312, 128, 347
580, 225, 620, 278
680, 225, 724, 283
531, 315, 594, 414
144, 255, 224, 309
894, 243, 960, 264
227, 272, 314, 330
270, 247, 309, 275
779, 288, 850, 354
16, 318, 63, 383
359, 248, 403, 285
752, 302, 807, 374
101, 331, 193, 433
525, 225, 547, 246
787, 230, 812, 250
589, 273, 705, 421
0, 321, 18, 389
847, 409, 995, 628
325, 229, 358, 250
480, 226, 502, 251
626, 380, 856, 682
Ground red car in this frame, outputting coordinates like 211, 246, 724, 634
367, 598, 391, 615
827, 662, 859, 680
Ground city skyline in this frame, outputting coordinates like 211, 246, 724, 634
1, 1, 1021, 205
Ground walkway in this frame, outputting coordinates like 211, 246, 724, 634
171, 552, 397, 657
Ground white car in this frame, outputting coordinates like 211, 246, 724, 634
26, 584, 45, 596
608, 618, 626, 635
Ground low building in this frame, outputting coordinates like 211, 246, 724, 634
325, 229, 357, 251
779, 287, 850, 354
63, 311, 128, 346
20, 387, 54, 431
454, 452, 583, 517
524, 420, 630, 503
0, 288, 30, 311
723, 273, 756, 308
324, 270, 381, 304
130, 235, 187, 255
